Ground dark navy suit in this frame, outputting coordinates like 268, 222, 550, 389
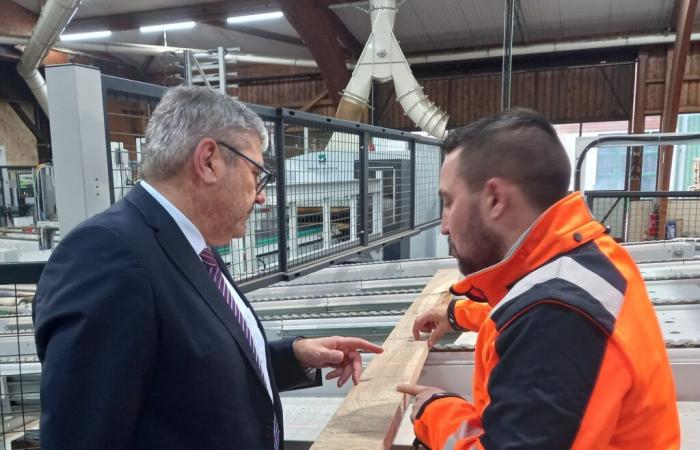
34, 183, 318, 449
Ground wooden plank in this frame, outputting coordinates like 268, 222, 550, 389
279, 0, 350, 107
629, 48, 649, 191
310, 269, 460, 450
658, 0, 699, 193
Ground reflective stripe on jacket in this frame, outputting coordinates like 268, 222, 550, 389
414, 192, 680, 450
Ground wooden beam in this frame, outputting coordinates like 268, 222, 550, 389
278, 0, 350, 106
629, 48, 649, 192
310, 269, 460, 450
657, 0, 699, 192
656, 0, 698, 239
66, 1, 276, 33
226, 24, 306, 47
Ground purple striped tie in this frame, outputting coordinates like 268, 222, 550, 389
200, 247, 280, 450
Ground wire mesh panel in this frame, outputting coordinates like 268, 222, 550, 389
587, 191, 700, 242
281, 123, 362, 268
368, 136, 412, 241
105, 93, 158, 201
0, 279, 40, 450
100, 75, 442, 285
415, 143, 442, 226
224, 118, 282, 282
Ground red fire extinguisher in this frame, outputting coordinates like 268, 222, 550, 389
647, 203, 659, 240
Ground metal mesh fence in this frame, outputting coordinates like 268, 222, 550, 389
368, 136, 412, 241
223, 119, 281, 281
0, 281, 39, 450
100, 77, 442, 286
106, 94, 157, 202
282, 124, 362, 268
587, 192, 700, 242
415, 143, 442, 226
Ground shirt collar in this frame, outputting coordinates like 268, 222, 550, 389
139, 180, 208, 256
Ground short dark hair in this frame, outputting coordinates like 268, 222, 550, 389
443, 108, 571, 211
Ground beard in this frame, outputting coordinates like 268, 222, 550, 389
450, 202, 505, 276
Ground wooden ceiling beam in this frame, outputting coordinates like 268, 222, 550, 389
277, 0, 350, 106
67, 1, 358, 54
655, 0, 698, 240
66, 1, 277, 33
223, 24, 306, 47
657, 0, 699, 192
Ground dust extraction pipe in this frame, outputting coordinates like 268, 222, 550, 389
335, 0, 449, 138
16, 0, 83, 115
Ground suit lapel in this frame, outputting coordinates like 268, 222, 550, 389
125, 184, 268, 393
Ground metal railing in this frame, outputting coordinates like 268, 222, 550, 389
100, 75, 443, 291
0, 266, 42, 450
585, 190, 700, 242
0, 74, 444, 447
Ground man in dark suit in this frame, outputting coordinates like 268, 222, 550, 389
33, 86, 383, 450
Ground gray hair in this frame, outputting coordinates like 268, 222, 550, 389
140, 86, 269, 181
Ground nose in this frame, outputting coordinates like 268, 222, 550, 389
255, 190, 266, 205
440, 210, 449, 236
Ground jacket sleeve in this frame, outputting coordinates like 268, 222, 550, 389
415, 302, 625, 450
268, 338, 322, 391
452, 299, 492, 331
34, 225, 157, 450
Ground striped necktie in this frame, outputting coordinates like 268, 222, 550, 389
200, 247, 280, 450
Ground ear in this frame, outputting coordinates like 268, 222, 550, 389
481, 178, 509, 220
192, 138, 221, 185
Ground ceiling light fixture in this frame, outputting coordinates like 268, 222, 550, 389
226, 11, 284, 24
60, 30, 112, 41
139, 21, 196, 33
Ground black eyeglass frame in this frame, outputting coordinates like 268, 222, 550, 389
216, 141, 275, 194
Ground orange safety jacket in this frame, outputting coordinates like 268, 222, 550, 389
414, 192, 680, 450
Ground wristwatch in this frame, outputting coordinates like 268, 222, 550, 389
447, 298, 469, 332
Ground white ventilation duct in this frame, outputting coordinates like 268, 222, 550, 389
336, 0, 448, 138
16, 0, 83, 115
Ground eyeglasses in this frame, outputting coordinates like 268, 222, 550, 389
216, 141, 275, 194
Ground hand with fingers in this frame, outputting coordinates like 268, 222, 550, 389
292, 336, 384, 387
396, 383, 446, 422
412, 304, 451, 348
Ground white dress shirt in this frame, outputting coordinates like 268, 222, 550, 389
140, 181, 274, 400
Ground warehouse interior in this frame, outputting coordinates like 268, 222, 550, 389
1, 0, 700, 448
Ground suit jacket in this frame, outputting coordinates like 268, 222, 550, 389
34, 183, 319, 450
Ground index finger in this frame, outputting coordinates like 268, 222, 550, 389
396, 383, 427, 396
338, 337, 384, 354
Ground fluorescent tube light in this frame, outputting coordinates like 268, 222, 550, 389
60, 30, 111, 41
226, 11, 284, 24
139, 21, 196, 33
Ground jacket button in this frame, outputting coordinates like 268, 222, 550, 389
262, 424, 273, 441
573, 232, 583, 242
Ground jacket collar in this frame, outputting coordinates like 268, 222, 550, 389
450, 192, 606, 307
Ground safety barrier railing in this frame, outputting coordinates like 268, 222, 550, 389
100, 75, 443, 291
585, 190, 700, 242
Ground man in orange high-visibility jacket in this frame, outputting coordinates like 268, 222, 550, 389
398, 108, 679, 450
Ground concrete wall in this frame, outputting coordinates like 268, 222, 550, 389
0, 101, 37, 166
